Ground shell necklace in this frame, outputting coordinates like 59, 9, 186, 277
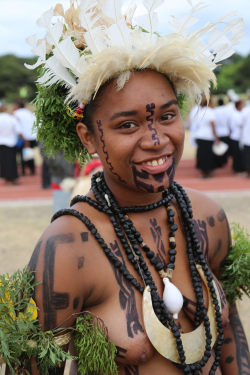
61, 173, 224, 374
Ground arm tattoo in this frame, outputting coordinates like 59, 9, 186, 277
109, 240, 144, 338
207, 216, 215, 227
81, 232, 88, 242
43, 233, 74, 330
125, 365, 139, 375
149, 218, 166, 267
28, 240, 42, 272
229, 305, 250, 374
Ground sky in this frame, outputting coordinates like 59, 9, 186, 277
0, 0, 249, 57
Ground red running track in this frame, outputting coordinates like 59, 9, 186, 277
0, 159, 250, 202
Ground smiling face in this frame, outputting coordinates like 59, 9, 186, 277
77, 70, 185, 204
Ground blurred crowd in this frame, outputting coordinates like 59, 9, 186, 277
1, 89, 250, 211
186, 89, 250, 178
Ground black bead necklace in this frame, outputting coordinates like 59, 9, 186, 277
52, 172, 223, 375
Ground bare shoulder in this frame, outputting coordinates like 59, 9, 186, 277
184, 187, 231, 275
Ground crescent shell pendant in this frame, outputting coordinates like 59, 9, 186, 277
142, 265, 221, 364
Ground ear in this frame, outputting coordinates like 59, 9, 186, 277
76, 122, 97, 155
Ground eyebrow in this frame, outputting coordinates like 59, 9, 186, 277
110, 110, 138, 120
160, 100, 179, 110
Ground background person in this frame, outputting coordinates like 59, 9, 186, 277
13, 99, 37, 176
0, 103, 21, 185
194, 97, 219, 178
213, 98, 230, 168
229, 100, 245, 174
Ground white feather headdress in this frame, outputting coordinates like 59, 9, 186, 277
25, 0, 245, 104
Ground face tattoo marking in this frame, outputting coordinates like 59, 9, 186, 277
193, 219, 209, 261
109, 240, 144, 338
125, 366, 139, 375
77, 256, 85, 270
43, 233, 74, 330
97, 120, 126, 183
116, 346, 127, 359
28, 240, 42, 272
207, 216, 215, 227
149, 218, 166, 267
81, 232, 88, 242
146, 103, 160, 146
132, 166, 154, 193
166, 157, 176, 186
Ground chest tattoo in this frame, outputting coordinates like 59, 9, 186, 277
193, 219, 209, 261
109, 240, 144, 338
149, 218, 166, 267
124, 365, 139, 375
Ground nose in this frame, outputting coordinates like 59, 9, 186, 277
140, 124, 170, 150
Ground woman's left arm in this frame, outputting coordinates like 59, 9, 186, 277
208, 207, 250, 375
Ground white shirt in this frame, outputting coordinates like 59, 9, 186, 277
14, 108, 37, 141
241, 106, 250, 146
192, 106, 215, 141
229, 109, 243, 142
214, 105, 231, 137
0, 113, 21, 147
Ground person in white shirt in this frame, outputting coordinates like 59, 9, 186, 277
194, 96, 219, 178
13, 100, 37, 175
0, 104, 21, 184
213, 98, 231, 167
228, 100, 244, 173
241, 105, 250, 177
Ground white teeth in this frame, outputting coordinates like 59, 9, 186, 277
145, 157, 166, 166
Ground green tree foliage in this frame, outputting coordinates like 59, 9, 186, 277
0, 52, 250, 103
0, 54, 38, 103
214, 53, 250, 95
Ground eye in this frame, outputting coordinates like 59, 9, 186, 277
161, 113, 176, 121
119, 122, 136, 129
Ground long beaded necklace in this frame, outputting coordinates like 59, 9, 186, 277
52, 172, 224, 375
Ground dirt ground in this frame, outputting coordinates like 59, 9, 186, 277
0, 191, 249, 349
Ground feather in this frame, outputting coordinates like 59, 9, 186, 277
46, 22, 64, 47
38, 56, 76, 88
79, 0, 106, 53
101, 0, 130, 46
142, 0, 163, 37
36, 8, 54, 29
24, 40, 47, 70
53, 36, 81, 76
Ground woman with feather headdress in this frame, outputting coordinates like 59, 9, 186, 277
5, 0, 249, 374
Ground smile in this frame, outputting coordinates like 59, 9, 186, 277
145, 157, 167, 166
135, 155, 172, 174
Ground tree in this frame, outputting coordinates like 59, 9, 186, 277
0, 54, 38, 103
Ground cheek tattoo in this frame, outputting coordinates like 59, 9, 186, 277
97, 120, 126, 184
166, 157, 176, 186
146, 103, 160, 146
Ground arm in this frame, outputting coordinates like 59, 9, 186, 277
27, 216, 89, 374
208, 207, 250, 375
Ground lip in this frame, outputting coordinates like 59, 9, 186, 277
134, 155, 172, 174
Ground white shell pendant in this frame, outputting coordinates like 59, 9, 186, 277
163, 278, 183, 319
